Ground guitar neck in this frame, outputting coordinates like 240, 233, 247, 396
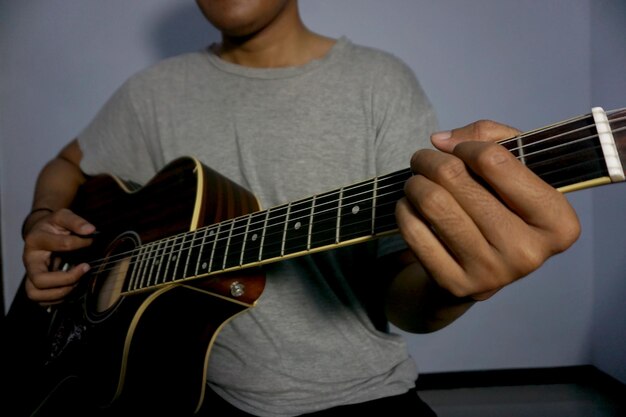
124, 107, 626, 293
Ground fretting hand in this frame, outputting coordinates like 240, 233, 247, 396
396, 120, 581, 301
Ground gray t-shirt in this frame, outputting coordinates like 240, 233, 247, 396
78, 37, 438, 416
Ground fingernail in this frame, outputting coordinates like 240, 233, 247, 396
80, 223, 96, 233
432, 130, 452, 141
81, 263, 91, 273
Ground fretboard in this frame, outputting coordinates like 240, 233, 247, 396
124, 107, 626, 293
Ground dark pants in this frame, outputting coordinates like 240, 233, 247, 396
198, 384, 438, 416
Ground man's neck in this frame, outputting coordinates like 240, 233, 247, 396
216, 4, 335, 68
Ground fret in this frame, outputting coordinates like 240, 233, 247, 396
283, 198, 312, 256
212, 221, 232, 272
160, 235, 184, 284
516, 134, 527, 165
171, 232, 194, 281
223, 217, 248, 269
307, 196, 316, 250
182, 231, 198, 279
373, 170, 411, 235
152, 238, 172, 286
169, 236, 184, 282
258, 209, 271, 261
136, 242, 158, 289
126, 245, 144, 291
281, 203, 292, 256
192, 227, 209, 276
261, 205, 288, 260
242, 211, 266, 265
339, 179, 375, 242
371, 177, 378, 235
335, 189, 343, 244
310, 190, 340, 248
146, 240, 165, 286
200, 225, 220, 275
238, 214, 253, 266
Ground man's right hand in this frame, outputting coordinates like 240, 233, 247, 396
22, 208, 95, 305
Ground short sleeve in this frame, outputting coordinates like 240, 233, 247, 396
77, 76, 164, 185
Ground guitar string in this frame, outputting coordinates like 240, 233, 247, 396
106, 112, 626, 278
85, 124, 624, 283
85, 123, 620, 284
124, 121, 626, 271
100, 111, 626, 291
184, 114, 626, 262
94, 162, 600, 289
497, 113, 626, 151
82, 122, 626, 285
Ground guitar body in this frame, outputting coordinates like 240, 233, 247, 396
31, 157, 265, 416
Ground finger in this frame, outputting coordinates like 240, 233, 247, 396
410, 147, 532, 255
24, 208, 96, 252
47, 208, 96, 236
398, 176, 506, 297
27, 263, 90, 291
25, 277, 76, 304
411, 144, 576, 279
453, 141, 581, 248
25, 263, 89, 304
395, 196, 469, 296
25, 228, 95, 253
431, 120, 521, 154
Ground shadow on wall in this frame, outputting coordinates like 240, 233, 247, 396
150, 2, 221, 59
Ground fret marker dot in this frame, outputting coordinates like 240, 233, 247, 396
352, 205, 360, 215
202, 262, 208, 269
172, 255, 177, 261
252, 233, 258, 241
294, 221, 302, 230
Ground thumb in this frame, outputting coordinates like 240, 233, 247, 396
431, 120, 521, 153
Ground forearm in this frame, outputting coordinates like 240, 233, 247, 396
23, 142, 86, 236
383, 251, 475, 333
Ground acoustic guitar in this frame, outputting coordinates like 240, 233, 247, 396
23, 107, 626, 415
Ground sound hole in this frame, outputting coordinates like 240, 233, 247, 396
88, 232, 139, 315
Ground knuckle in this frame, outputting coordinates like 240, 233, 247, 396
551, 217, 581, 253
446, 282, 473, 299
460, 257, 512, 298
472, 119, 499, 139
516, 247, 545, 275
418, 186, 450, 214
56, 207, 71, 217
475, 143, 511, 170
474, 269, 508, 294
433, 157, 467, 184
27, 272, 45, 290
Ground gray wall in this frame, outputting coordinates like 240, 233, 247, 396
1, 0, 624, 381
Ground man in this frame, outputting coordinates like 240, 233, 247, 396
19, 0, 580, 415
